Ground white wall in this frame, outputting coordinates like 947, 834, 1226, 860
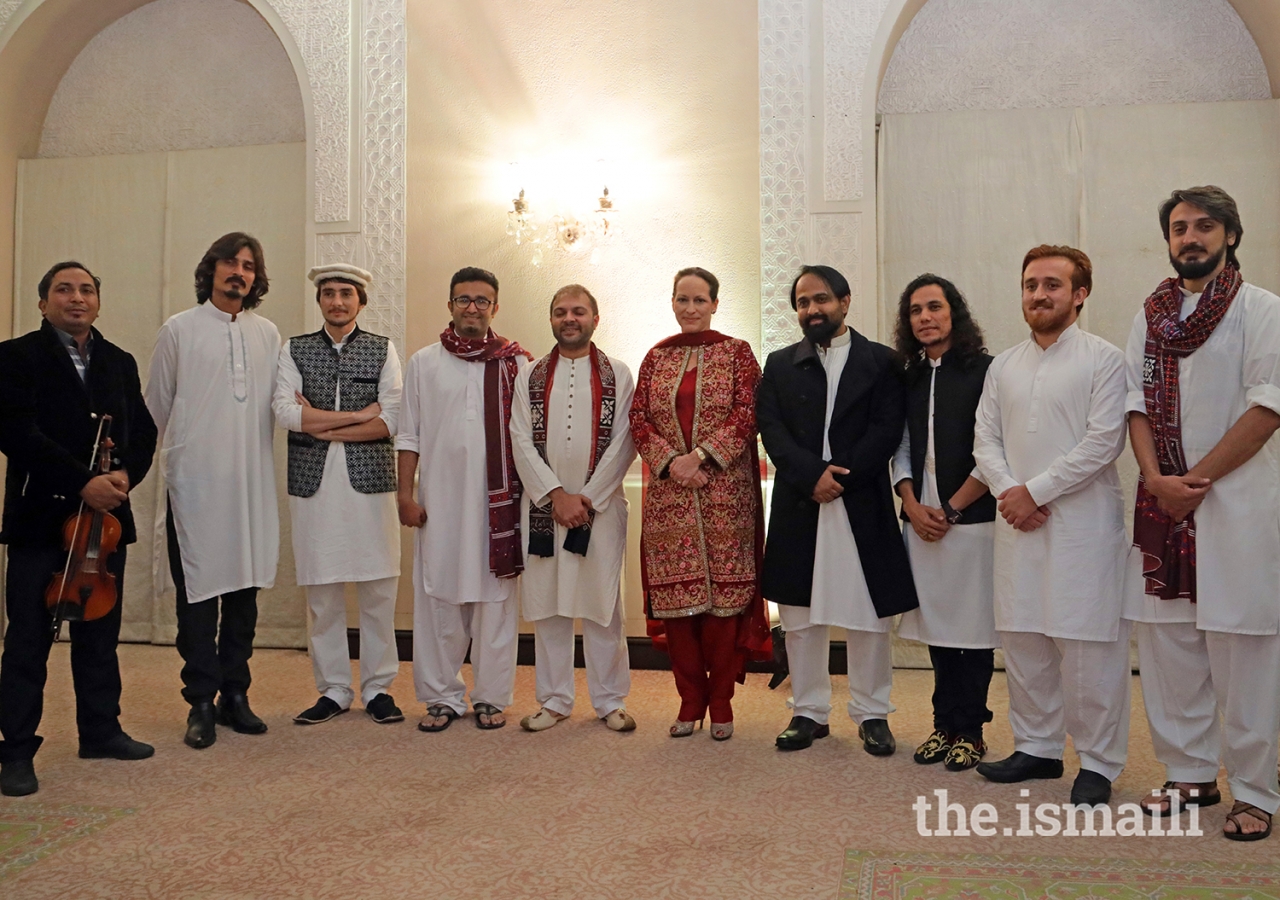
37, 0, 303, 158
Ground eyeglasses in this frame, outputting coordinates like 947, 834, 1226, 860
452, 296, 493, 310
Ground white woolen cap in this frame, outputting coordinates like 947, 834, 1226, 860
308, 264, 373, 289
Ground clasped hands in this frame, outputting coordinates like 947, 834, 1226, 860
668, 451, 710, 489
1143, 472, 1211, 523
996, 484, 1051, 532
903, 498, 949, 542
80, 468, 130, 512
812, 464, 849, 504
548, 487, 593, 529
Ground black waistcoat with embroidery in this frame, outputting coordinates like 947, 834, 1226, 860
287, 328, 396, 497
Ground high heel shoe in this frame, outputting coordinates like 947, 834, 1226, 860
669, 717, 705, 738
711, 721, 734, 741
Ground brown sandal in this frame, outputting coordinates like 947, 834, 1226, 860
1224, 801, 1272, 841
1140, 780, 1220, 817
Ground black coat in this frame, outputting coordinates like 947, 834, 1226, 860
757, 330, 918, 616
900, 350, 995, 525
0, 320, 157, 547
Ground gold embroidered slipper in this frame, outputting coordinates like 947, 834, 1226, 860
913, 730, 953, 764
944, 736, 987, 771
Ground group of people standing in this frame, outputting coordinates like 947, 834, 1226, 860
0, 185, 1276, 844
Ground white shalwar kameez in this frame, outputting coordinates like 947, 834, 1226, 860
274, 333, 403, 708
145, 302, 279, 603
782, 329, 894, 727
1122, 283, 1280, 813
892, 357, 998, 650
396, 343, 526, 715
510, 353, 637, 718
973, 323, 1131, 780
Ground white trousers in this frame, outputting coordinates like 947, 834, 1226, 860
532, 607, 630, 718
1000, 623, 1132, 782
1138, 621, 1280, 814
412, 592, 518, 715
306, 577, 399, 708
779, 604, 895, 726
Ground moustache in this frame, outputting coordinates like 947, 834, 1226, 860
226, 277, 247, 287
1179, 245, 1207, 256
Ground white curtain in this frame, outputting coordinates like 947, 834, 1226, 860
12, 143, 309, 646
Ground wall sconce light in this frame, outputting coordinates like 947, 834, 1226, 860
505, 183, 618, 266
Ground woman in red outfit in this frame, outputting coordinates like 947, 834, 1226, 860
629, 267, 770, 741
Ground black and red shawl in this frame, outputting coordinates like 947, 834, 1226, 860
526, 343, 617, 557
440, 326, 533, 579
1133, 263, 1241, 602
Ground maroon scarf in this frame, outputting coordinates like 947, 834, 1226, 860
527, 343, 616, 557
440, 326, 533, 579
653, 328, 733, 350
1133, 263, 1242, 602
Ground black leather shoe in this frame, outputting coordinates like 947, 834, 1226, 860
857, 718, 896, 756
976, 750, 1064, 783
184, 702, 217, 750
79, 733, 155, 760
0, 759, 38, 796
1070, 769, 1113, 806
775, 715, 830, 751
216, 693, 268, 735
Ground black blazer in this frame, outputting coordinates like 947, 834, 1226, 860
0, 320, 157, 547
757, 330, 918, 616
900, 350, 995, 525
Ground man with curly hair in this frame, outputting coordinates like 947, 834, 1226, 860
146, 232, 281, 750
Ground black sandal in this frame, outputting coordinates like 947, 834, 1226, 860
473, 702, 506, 730
1141, 781, 1221, 817
417, 704, 459, 733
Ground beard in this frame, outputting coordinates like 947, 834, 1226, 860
554, 323, 593, 350
803, 314, 842, 345
1170, 243, 1226, 281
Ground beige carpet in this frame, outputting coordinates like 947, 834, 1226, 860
0, 644, 1273, 899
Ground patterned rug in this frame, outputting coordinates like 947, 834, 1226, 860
0, 804, 133, 881
842, 849, 1280, 899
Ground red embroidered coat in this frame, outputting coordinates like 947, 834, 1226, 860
630, 336, 761, 618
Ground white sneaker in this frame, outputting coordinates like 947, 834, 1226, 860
602, 709, 637, 732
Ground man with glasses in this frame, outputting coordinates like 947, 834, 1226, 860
396, 267, 531, 732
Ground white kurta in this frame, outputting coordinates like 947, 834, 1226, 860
145, 302, 280, 603
395, 343, 526, 605
1121, 283, 1280, 634
893, 358, 998, 649
809, 329, 887, 633
273, 334, 403, 586
510, 353, 637, 627
973, 323, 1127, 641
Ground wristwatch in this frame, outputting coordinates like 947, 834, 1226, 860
693, 446, 708, 463
942, 500, 963, 525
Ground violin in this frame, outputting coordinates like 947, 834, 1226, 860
45, 414, 122, 640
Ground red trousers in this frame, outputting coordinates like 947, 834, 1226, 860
663, 613, 744, 724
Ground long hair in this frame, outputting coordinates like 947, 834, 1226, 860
894, 273, 986, 371
1158, 185, 1243, 270
194, 232, 269, 309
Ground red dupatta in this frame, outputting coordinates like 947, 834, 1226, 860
639, 329, 772, 676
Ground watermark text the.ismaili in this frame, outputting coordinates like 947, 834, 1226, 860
913, 788, 1204, 837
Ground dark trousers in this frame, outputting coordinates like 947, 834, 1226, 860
928, 644, 994, 738
664, 613, 744, 723
167, 503, 258, 706
0, 543, 126, 763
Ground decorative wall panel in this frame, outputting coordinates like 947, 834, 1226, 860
822, 0, 890, 202
758, 0, 810, 357
272, 0, 352, 224
879, 0, 1269, 114
38, 0, 304, 158
359, 0, 406, 353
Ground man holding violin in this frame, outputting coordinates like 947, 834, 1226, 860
0, 261, 157, 797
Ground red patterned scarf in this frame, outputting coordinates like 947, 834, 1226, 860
526, 343, 616, 557
440, 326, 533, 579
1133, 263, 1241, 602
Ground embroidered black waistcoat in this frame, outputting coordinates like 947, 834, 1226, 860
287, 328, 396, 497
